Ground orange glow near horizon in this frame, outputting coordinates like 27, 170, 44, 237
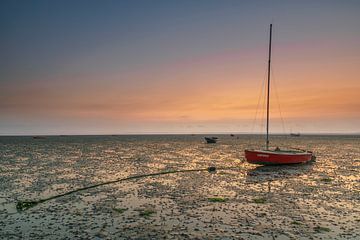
2, 57, 359, 134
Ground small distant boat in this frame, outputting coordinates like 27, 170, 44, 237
230, 134, 235, 137
244, 24, 314, 165
33, 136, 46, 139
205, 137, 217, 144
290, 133, 300, 137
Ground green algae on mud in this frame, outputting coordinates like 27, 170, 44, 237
314, 226, 331, 233
319, 177, 332, 183
208, 197, 228, 203
113, 208, 128, 214
291, 221, 303, 225
16, 200, 44, 211
138, 209, 156, 217
253, 197, 267, 204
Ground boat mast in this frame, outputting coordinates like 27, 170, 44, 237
266, 24, 272, 150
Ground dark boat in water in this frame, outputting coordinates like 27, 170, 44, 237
205, 137, 217, 144
244, 24, 314, 165
290, 133, 300, 137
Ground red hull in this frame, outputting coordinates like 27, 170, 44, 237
245, 149, 313, 165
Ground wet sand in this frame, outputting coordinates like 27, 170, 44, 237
0, 135, 359, 239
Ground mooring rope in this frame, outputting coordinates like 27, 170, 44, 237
16, 166, 241, 212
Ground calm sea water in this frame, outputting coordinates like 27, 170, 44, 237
1, 134, 359, 239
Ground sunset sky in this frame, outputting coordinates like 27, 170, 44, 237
1, 0, 359, 135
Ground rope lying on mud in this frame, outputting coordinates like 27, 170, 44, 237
16, 166, 241, 212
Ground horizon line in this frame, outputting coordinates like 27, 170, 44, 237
1, 132, 359, 137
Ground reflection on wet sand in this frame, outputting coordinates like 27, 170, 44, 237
246, 163, 315, 183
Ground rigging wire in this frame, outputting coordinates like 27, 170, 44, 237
250, 66, 268, 134
260, 80, 267, 148
271, 64, 287, 134
268, 25, 286, 135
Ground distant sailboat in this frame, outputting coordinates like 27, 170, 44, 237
244, 24, 314, 165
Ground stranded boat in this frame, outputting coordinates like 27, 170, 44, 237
205, 137, 217, 144
245, 148, 313, 165
244, 24, 314, 165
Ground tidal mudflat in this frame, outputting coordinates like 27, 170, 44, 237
0, 135, 359, 239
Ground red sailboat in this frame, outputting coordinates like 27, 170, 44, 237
245, 24, 314, 165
